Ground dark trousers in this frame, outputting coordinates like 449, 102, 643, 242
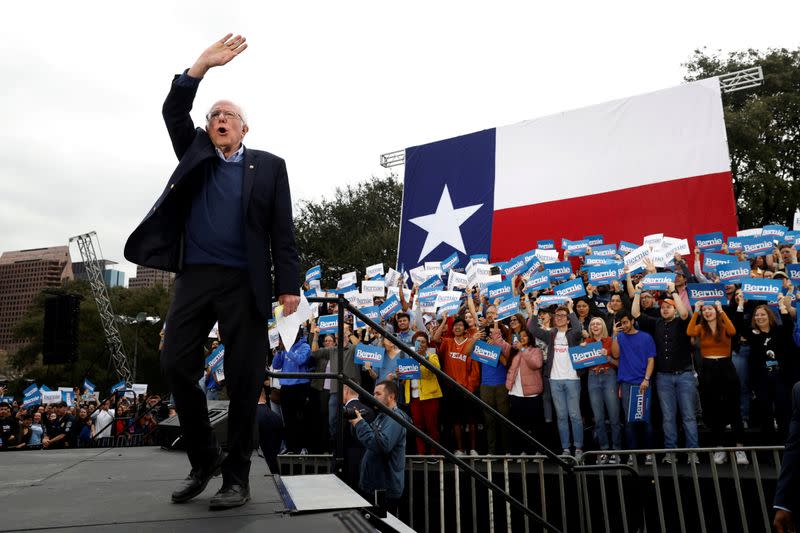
280, 383, 310, 452
509, 395, 545, 454
257, 404, 284, 474
162, 265, 267, 487
699, 357, 744, 446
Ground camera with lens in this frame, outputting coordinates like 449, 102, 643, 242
342, 406, 368, 420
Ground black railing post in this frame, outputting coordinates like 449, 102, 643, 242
333, 293, 346, 476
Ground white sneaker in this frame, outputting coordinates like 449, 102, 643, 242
713, 450, 727, 465
608, 454, 620, 465
662, 453, 676, 465
687, 453, 700, 465
644, 454, 654, 465
300, 448, 309, 455
574, 449, 584, 462
562, 448, 572, 457
455, 450, 465, 457
598, 454, 608, 465
469, 449, 479, 457
735, 450, 749, 465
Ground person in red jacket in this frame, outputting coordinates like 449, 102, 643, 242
433, 316, 481, 455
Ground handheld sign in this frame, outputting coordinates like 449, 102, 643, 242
396, 358, 421, 380
643, 233, 663, 249
521, 259, 542, 280
564, 239, 590, 256
553, 278, 587, 299
695, 232, 724, 252
623, 244, 650, 275
318, 315, 339, 335
537, 240, 555, 250
727, 236, 745, 252
584, 234, 604, 247
22, 393, 41, 408
641, 272, 676, 291
435, 290, 462, 309
366, 263, 384, 279
41, 390, 61, 404
447, 271, 468, 290
591, 244, 617, 257
703, 252, 736, 273
536, 294, 570, 307
441, 252, 460, 273
425, 261, 444, 278
305, 265, 322, 283
354, 343, 385, 367
469, 254, 489, 264
379, 295, 401, 319
23, 384, 39, 399
627, 386, 651, 423
584, 254, 616, 267
525, 271, 551, 293
437, 300, 461, 319
586, 262, 623, 286
618, 241, 639, 255
110, 380, 126, 395
268, 320, 280, 349
361, 280, 386, 298
785, 230, 800, 245
384, 268, 402, 288
535, 248, 560, 264
502, 254, 528, 277
409, 266, 428, 287
741, 278, 783, 303
686, 283, 727, 307
486, 280, 513, 301
522, 248, 538, 264
205, 345, 225, 378
471, 341, 502, 368
741, 236, 774, 258
661, 236, 691, 256
354, 305, 381, 329
762, 225, 788, 242
717, 261, 751, 285
787, 264, 800, 287
569, 342, 608, 370
545, 261, 572, 282
82, 379, 95, 394
418, 278, 445, 301
495, 296, 520, 321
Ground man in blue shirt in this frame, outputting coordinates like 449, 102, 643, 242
612, 312, 655, 464
125, 34, 300, 510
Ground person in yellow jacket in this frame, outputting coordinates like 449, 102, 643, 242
404, 331, 443, 454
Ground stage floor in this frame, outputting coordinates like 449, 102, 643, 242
0, 447, 371, 532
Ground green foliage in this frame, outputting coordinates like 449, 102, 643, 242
9, 280, 171, 396
684, 47, 800, 229
293, 174, 403, 287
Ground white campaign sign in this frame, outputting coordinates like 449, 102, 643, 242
366, 263, 384, 279
361, 280, 386, 297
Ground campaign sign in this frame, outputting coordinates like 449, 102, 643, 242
686, 283, 727, 307
366, 263, 384, 279
717, 261, 751, 285
362, 280, 386, 297
379, 295, 401, 319
469, 254, 489, 264
268, 320, 280, 349
525, 271, 551, 292
624, 244, 650, 275
496, 296, 520, 321
537, 240, 555, 250
418, 279, 445, 301
354, 305, 381, 329
83, 379, 96, 394
536, 295, 571, 307
762, 224, 788, 241
641, 272, 676, 291
618, 241, 639, 255
396, 358, 421, 380
384, 268, 402, 288
741, 236, 774, 258
503, 254, 528, 278
523, 248, 539, 264
205, 345, 225, 374
584, 254, 616, 267
546, 261, 572, 282
787, 264, 800, 287
409, 265, 428, 287
305, 265, 322, 283
39, 390, 59, 404
0, 396, 13, 404
441, 252, 460, 273
110, 380, 126, 394
471, 341, 502, 367
318, 314, 339, 335
521, 259, 543, 280
565, 239, 590, 256
742, 278, 783, 303
425, 261, 444, 278
333, 283, 357, 295
554, 278, 587, 298
643, 233, 664, 249
586, 262, 623, 286
650, 248, 676, 269
487, 280, 513, 301
738, 228, 763, 237
535, 248, 560, 264
703, 252, 736, 272
39, 385, 52, 392
584, 234, 604, 247
23, 384, 38, 398
22, 393, 41, 408
626, 387, 651, 423
304, 288, 318, 300
354, 343, 385, 367
592, 244, 617, 257
437, 300, 461, 319
569, 342, 607, 370
448, 271, 468, 290
661, 236, 691, 256
695, 232, 724, 252
727, 237, 745, 252
61, 391, 75, 406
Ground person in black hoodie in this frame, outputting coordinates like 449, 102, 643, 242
0, 402, 19, 449
734, 291, 796, 440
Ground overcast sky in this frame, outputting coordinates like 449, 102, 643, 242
1, 1, 798, 281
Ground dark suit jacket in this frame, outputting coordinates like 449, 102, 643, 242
124, 75, 299, 319
342, 398, 375, 490
774, 381, 800, 513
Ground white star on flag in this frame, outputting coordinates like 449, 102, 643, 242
408, 184, 483, 262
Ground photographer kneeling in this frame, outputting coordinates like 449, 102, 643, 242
349, 380, 411, 516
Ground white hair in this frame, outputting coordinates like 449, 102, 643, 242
207, 100, 248, 126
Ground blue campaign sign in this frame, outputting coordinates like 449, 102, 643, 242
39, 385, 52, 392
437, 300, 461, 319
536, 294, 571, 307
618, 241, 639, 255
0, 396, 14, 405
396, 358, 421, 380
205, 344, 225, 370
717, 261, 751, 285
305, 265, 322, 283
418, 280, 444, 301
537, 240, 555, 250
742, 277, 783, 302
695, 232, 724, 252
591, 244, 617, 257
583, 254, 616, 266
61, 391, 75, 406
304, 288, 318, 299
627, 386, 651, 423
787, 264, 800, 287
354, 343, 385, 367
703, 252, 736, 272
554, 278, 587, 299
641, 272, 676, 291
419, 275, 443, 290
354, 305, 381, 329
525, 271, 551, 292
441, 252, 460, 272
333, 283, 357, 295
564, 239, 590, 256
784, 230, 800, 245
379, 295, 401, 319
741, 236, 774, 258
546, 261, 572, 282
110, 380, 126, 394
469, 254, 489, 264
22, 393, 41, 408
521, 260, 543, 281
23, 384, 38, 398
727, 237, 745, 252
496, 296, 520, 321
471, 340, 502, 367
686, 283, 727, 307
569, 342, 608, 370
523, 248, 539, 264
486, 280, 513, 301
762, 224, 788, 241
584, 234, 604, 247
585, 262, 622, 286
318, 314, 339, 335
502, 254, 528, 277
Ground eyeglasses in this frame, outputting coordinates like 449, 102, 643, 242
206, 109, 243, 122
555, 314, 568, 318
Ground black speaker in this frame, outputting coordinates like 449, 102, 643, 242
42, 294, 81, 365
156, 400, 257, 451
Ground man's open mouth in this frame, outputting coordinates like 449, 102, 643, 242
217, 126, 228, 134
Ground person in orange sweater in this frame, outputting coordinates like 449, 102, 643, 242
432, 316, 482, 456
686, 300, 748, 465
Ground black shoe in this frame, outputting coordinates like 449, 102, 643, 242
209, 484, 250, 510
171, 450, 225, 503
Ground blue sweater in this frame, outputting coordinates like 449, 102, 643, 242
273, 340, 312, 386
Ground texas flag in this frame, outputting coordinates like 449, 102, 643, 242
397, 78, 738, 270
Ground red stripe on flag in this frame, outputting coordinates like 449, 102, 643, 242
490, 171, 738, 261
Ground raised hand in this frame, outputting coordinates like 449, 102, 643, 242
188, 33, 248, 77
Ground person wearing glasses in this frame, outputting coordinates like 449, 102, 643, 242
125, 34, 300, 510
